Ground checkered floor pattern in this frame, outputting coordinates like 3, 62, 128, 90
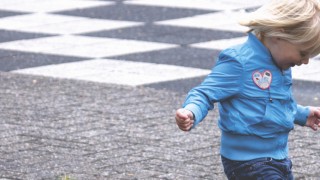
0, 0, 319, 92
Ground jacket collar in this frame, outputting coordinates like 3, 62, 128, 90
247, 33, 271, 59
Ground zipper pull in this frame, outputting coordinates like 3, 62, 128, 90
268, 87, 273, 103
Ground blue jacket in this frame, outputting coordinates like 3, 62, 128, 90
183, 33, 310, 161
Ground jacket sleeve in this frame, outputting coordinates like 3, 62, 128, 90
294, 104, 309, 126
183, 50, 243, 128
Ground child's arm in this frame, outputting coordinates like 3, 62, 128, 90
175, 49, 243, 131
175, 108, 194, 131
305, 106, 320, 131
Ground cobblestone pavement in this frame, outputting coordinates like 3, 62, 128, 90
0, 72, 220, 179
1, 0, 320, 179
0, 72, 320, 180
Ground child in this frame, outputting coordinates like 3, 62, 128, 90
175, 0, 320, 179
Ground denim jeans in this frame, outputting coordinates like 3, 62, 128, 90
221, 156, 294, 180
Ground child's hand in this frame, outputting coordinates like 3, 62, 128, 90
175, 108, 194, 131
306, 106, 320, 131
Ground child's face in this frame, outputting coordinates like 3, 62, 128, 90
267, 37, 310, 70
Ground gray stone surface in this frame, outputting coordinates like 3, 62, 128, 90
0, 72, 320, 179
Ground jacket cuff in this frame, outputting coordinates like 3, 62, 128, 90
183, 103, 203, 128
294, 105, 310, 126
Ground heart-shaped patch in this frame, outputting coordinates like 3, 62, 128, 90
252, 70, 272, 89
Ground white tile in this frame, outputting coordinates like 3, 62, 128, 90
292, 59, 320, 82
0, 35, 177, 58
44, 38, 177, 58
0, 0, 112, 13
0, 13, 70, 30
126, 0, 269, 11
31, 19, 141, 35
191, 37, 247, 50
156, 12, 249, 32
0, 35, 99, 53
12, 59, 211, 86
0, 13, 141, 35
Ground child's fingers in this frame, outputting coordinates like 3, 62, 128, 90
311, 124, 318, 131
178, 119, 194, 131
175, 109, 194, 131
175, 115, 191, 126
313, 119, 320, 130
311, 107, 320, 118
175, 108, 195, 131
176, 109, 194, 125
176, 109, 189, 120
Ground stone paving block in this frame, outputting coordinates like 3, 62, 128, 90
103, 167, 164, 179
0, 170, 24, 180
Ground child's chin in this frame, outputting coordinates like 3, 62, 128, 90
282, 65, 292, 70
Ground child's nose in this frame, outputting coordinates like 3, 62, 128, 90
303, 58, 309, 64
301, 58, 309, 65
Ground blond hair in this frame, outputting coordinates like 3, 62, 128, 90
240, 0, 320, 57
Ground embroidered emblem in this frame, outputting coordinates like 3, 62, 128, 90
252, 70, 272, 89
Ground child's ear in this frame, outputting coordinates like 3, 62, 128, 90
277, 28, 285, 39
269, 36, 281, 43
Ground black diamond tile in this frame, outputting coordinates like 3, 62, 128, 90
244, 6, 261, 13
292, 80, 320, 106
54, 4, 215, 22
142, 76, 207, 95
108, 46, 220, 69
0, 50, 88, 72
0, 10, 27, 18
0, 30, 53, 43
81, 24, 246, 45
99, 0, 129, 1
